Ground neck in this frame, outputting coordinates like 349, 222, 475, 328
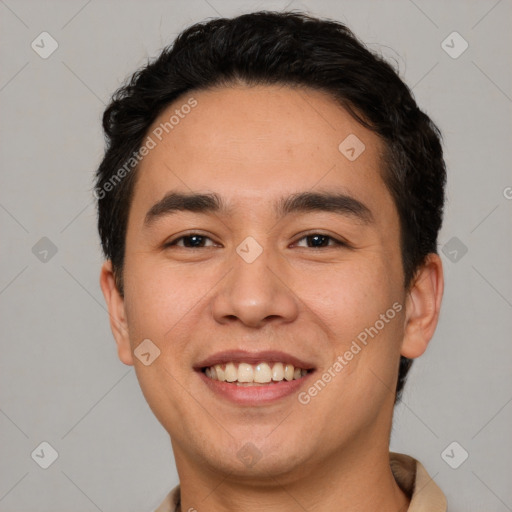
172, 441, 410, 512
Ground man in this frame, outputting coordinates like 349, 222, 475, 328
96, 11, 446, 512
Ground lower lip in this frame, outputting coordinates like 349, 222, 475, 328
197, 370, 314, 406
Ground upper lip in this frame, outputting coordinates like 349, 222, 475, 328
194, 350, 316, 371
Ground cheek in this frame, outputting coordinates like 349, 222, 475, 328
296, 257, 404, 389
121, 260, 208, 428
123, 215, 184, 339
122, 257, 217, 348
298, 256, 397, 332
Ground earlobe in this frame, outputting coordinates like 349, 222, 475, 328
99, 261, 134, 366
400, 253, 444, 359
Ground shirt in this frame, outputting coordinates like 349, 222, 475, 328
154, 451, 447, 512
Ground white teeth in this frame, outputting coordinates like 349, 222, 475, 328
204, 362, 310, 384
254, 362, 272, 383
225, 362, 238, 382
284, 364, 294, 381
272, 362, 284, 381
214, 364, 225, 381
238, 363, 253, 383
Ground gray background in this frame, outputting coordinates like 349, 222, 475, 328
1, 0, 511, 511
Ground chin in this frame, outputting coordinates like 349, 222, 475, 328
194, 433, 317, 484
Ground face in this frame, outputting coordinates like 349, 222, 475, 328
101, 84, 442, 483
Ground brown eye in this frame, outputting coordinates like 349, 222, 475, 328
294, 233, 346, 248
166, 234, 216, 248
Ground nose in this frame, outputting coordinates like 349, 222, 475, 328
210, 245, 299, 328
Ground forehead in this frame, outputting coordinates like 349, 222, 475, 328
131, 84, 394, 223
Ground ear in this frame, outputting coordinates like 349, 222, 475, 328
99, 261, 134, 366
401, 253, 444, 359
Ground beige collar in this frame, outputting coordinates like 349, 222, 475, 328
155, 452, 446, 512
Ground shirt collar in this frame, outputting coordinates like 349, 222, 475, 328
155, 452, 446, 512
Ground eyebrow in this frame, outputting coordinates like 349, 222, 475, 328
144, 190, 374, 226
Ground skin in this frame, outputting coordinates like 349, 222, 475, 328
100, 84, 443, 512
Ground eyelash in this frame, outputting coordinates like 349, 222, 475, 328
164, 232, 349, 249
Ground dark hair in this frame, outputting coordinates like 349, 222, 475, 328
95, 11, 446, 403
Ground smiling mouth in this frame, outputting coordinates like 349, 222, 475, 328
201, 361, 312, 385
